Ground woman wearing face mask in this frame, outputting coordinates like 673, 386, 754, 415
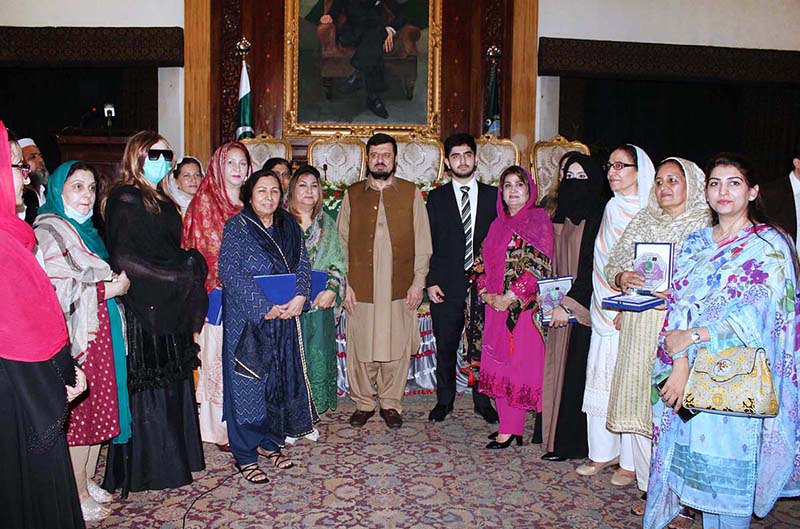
182, 142, 252, 451
163, 156, 204, 217
218, 170, 317, 483
604, 158, 711, 517
34, 161, 133, 522
286, 165, 347, 414
540, 153, 610, 462
1, 124, 88, 528
580, 145, 654, 482
102, 131, 209, 496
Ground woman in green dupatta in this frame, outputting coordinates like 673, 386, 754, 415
287, 165, 346, 413
34, 160, 131, 521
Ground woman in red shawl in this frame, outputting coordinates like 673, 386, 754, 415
182, 141, 252, 450
475, 165, 554, 449
0, 123, 87, 528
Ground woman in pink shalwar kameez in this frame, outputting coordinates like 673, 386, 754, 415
476, 165, 553, 449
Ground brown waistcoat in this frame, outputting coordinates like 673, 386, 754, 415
347, 178, 416, 302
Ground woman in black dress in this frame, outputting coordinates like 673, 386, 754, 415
102, 131, 208, 496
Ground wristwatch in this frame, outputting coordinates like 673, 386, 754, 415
558, 303, 574, 316
690, 330, 701, 344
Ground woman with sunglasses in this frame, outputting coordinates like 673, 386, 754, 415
579, 145, 654, 483
102, 131, 209, 496
163, 156, 205, 217
182, 141, 252, 451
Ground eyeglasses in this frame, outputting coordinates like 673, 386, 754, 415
604, 161, 637, 172
147, 149, 174, 162
11, 163, 30, 178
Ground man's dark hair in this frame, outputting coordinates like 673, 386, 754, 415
366, 133, 397, 156
444, 133, 476, 158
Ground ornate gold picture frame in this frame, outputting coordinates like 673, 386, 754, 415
285, 0, 442, 138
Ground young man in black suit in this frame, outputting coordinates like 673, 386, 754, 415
426, 133, 499, 423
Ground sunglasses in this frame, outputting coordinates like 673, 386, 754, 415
11, 163, 30, 178
147, 149, 174, 162
603, 161, 637, 172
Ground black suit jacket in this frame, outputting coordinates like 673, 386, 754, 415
762, 175, 797, 242
426, 181, 498, 298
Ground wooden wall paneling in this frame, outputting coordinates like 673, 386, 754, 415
241, 0, 285, 138
466, 0, 486, 137
440, 0, 476, 139
216, 0, 244, 147
509, 0, 537, 156
185, 0, 212, 165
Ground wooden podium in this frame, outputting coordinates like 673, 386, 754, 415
55, 129, 133, 187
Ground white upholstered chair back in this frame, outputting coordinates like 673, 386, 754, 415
531, 135, 590, 203
240, 133, 293, 171
475, 134, 521, 185
393, 133, 444, 185
308, 133, 366, 185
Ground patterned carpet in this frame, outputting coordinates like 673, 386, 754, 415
93, 394, 800, 529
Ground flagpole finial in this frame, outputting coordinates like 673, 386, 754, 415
486, 45, 501, 62
236, 37, 252, 59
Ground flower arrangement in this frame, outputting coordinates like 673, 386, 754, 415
321, 178, 349, 214
320, 177, 446, 214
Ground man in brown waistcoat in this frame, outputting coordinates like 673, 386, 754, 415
337, 133, 432, 429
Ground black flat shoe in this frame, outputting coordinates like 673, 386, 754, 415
367, 95, 389, 119
487, 431, 498, 440
428, 403, 454, 422
486, 435, 523, 449
540, 452, 567, 462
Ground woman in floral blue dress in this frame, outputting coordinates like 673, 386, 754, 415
645, 153, 800, 529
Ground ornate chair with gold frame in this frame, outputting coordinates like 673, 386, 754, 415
393, 133, 444, 185
475, 134, 521, 185
308, 132, 366, 185
531, 134, 590, 204
240, 133, 293, 172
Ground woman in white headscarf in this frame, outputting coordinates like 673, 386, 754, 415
163, 156, 204, 217
578, 144, 654, 482
604, 158, 711, 516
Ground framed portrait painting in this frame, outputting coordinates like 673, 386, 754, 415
285, 0, 442, 137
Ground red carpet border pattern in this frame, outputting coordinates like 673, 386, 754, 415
93, 394, 800, 529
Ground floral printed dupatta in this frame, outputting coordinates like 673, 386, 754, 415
645, 225, 800, 528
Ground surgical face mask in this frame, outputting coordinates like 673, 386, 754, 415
64, 202, 93, 224
143, 156, 171, 186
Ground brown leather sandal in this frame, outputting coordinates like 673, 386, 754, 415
667, 506, 696, 529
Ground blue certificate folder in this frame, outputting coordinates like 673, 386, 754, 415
602, 293, 665, 312
254, 270, 329, 305
207, 288, 223, 326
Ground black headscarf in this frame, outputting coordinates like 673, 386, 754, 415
552, 152, 609, 224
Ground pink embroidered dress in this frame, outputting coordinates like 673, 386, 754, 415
476, 168, 553, 435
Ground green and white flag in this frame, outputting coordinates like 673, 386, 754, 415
236, 60, 254, 140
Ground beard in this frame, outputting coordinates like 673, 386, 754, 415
369, 164, 395, 180
29, 167, 50, 188
450, 164, 476, 179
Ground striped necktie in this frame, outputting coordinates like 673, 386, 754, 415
461, 185, 473, 270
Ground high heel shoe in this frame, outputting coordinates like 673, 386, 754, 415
485, 434, 523, 449
487, 431, 498, 440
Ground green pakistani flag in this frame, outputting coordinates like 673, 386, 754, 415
236, 60, 254, 140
